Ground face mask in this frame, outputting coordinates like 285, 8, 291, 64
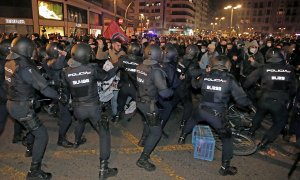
201, 48, 206, 53
259, 41, 263, 45
267, 43, 272, 47
250, 48, 257, 54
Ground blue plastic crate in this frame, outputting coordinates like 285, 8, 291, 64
192, 125, 215, 161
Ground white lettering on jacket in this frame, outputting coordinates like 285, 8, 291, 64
72, 79, 90, 85
207, 85, 222, 91
137, 77, 144, 83
266, 69, 291, 73
204, 78, 227, 83
68, 71, 91, 77
271, 76, 286, 80
137, 69, 147, 76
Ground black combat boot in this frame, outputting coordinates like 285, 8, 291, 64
99, 159, 118, 180
57, 136, 74, 148
257, 138, 271, 151
218, 160, 237, 176
25, 145, 33, 157
178, 132, 187, 145
136, 152, 156, 171
111, 111, 122, 123
73, 137, 87, 149
26, 162, 52, 180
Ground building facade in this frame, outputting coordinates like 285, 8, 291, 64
0, 0, 129, 37
128, 0, 209, 35
239, 0, 300, 35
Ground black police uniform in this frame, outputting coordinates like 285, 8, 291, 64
61, 43, 118, 179
44, 42, 73, 148
244, 55, 297, 148
135, 44, 173, 171
4, 37, 62, 180
179, 56, 252, 176
174, 45, 200, 128
116, 53, 143, 120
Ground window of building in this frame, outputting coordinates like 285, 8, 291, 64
253, 10, 257, 16
277, 9, 284, 15
291, 17, 296, 22
268, 1, 272, 7
156, 23, 160, 27
287, 9, 291, 15
257, 18, 261, 22
89, 12, 102, 26
0, 0, 32, 18
139, 9, 145, 13
267, 9, 270, 15
258, 10, 262, 16
252, 18, 256, 22
259, 2, 263, 8
155, 16, 160, 20
155, 9, 160, 13
254, 3, 258, 8
67, 5, 87, 24
139, 2, 146, 6
265, 17, 269, 23
295, 1, 299, 7
292, 9, 297, 15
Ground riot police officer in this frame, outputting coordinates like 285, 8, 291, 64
244, 48, 297, 150
159, 45, 180, 136
114, 42, 143, 122
44, 42, 73, 148
176, 44, 200, 128
0, 39, 10, 135
178, 55, 253, 176
61, 43, 118, 179
136, 44, 173, 171
4, 37, 66, 179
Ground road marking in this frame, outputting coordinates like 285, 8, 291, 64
115, 124, 186, 180
0, 165, 26, 179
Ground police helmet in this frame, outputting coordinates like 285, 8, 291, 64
127, 42, 141, 55
144, 44, 162, 61
71, 43, 92, 64
210, 55, 231, 71
46, 42, 62, 59
185, 44, 200, 59
265, 48, 284, 63
10, 37, 35, 58
164, 45, 178, 62
0, 39, 11, 57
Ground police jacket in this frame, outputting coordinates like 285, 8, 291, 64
177, 56, 199, 90
243, 62, 297, 102
62, 58, 117, 106
118, 54, 143, 88
4, 56, 59, 101
193, 69, 251, 111
136, 59, 173, 101
162, 61, 181, 89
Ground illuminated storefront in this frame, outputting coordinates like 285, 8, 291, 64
39, 26, 64, 37
38, 0, 63, 21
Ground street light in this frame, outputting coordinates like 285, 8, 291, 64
215, 17, 225, 30
224, 4, 242, 30
124, 1, 134, 33
113, 0, 117, 20
210, 22, 217, 31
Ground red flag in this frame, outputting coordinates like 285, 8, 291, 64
103, 20, 129, 43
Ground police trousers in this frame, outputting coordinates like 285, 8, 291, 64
183, 104, 233, 162
73, 105, 111, 160
252, 97, 288, 142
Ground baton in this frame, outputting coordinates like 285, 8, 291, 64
288, 152, 300, 178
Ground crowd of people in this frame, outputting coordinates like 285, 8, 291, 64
0, 31, 300, 179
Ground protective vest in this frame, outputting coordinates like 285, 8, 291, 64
163, 62, 181, 89
260, 63, 295, 100
136, 63, 159, 100
119, 54, 143, 87
201, 70, 232, 107
64, 64, 98, 105
5, 57, 36, 101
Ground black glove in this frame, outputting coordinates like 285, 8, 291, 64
58, 93, 68, 106
248, 105, 256, 113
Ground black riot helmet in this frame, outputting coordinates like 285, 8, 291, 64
46, 42, 63, 59
71, 43, 92, 64
10, 37, 35, 58
163, 45, 178, 63
127, 42, 141, 55
210, 55, 231, 71
0, 39, 11, 57
185, 44, 200, 59
143, 44, 162, 62
265, 47, 284, 63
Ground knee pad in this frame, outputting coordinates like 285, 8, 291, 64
217, 128, 232, 139
19, 113, 41, 131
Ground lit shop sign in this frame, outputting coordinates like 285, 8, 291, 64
5, 19, 25, 24
76, 23, 81, 27
38, 1, 63, 20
